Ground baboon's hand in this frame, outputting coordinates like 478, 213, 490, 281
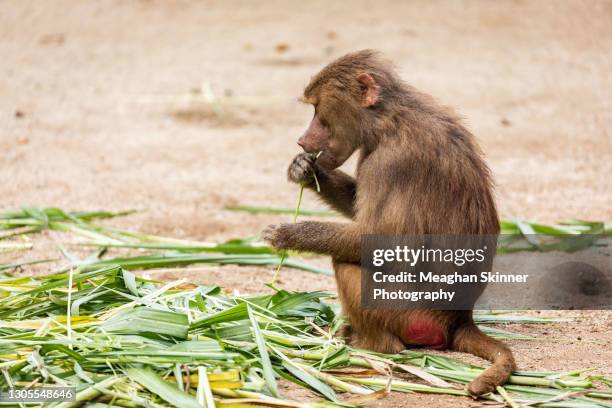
287, 153, 316, 185
262, 223, 294, 250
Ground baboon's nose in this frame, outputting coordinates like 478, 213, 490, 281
297, 136, 308, 151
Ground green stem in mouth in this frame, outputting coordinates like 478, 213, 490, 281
313, 151, 323, 193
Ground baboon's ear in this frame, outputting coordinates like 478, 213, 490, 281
356, 72, 379, 107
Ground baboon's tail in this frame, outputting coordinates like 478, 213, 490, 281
452, 323, 516, 396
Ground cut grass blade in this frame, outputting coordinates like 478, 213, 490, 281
478, 325, 535, 340
62, 253, 332, 276
54, 375, 123, 408
197, 366, 216, 408
0, 258, 56, 272
247, 304, 280, 397
74, 240, 274, 254
127, 367, 202, 408
224, 205, 338, 217
473, 313, 570, 324
273, 345, 337, 401
102, 307, 190, 338
0, 242, 33, 251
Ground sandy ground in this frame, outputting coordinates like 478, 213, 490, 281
1, 1, 611, 406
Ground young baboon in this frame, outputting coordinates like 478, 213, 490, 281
263, 49, 515, 396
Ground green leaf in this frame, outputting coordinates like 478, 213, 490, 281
122, 269, 140, 296
127, 367, 202, 408
247, 304, 279, 397
191, 302, 248, 329
224, 205, 338, 217
282, 361, 337, 401
102, 307, 189, 338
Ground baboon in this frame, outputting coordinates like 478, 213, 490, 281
263, 49, 516, 396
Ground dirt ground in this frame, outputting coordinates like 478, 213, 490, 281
1, 1, 611, 406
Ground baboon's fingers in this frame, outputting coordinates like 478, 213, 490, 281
287, 153, 315, 184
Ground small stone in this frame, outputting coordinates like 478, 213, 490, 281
275, 43, 289, 53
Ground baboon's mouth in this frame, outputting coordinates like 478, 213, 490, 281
315, 151, 338, 170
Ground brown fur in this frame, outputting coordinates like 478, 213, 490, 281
263, 49, 516, 396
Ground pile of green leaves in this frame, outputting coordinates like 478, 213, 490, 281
0, 207, 610, 407
0, 268, 609, 407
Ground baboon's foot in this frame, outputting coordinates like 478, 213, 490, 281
466, 373, 498, 396
336, 323, 353, 342
350, 330, 405, 354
